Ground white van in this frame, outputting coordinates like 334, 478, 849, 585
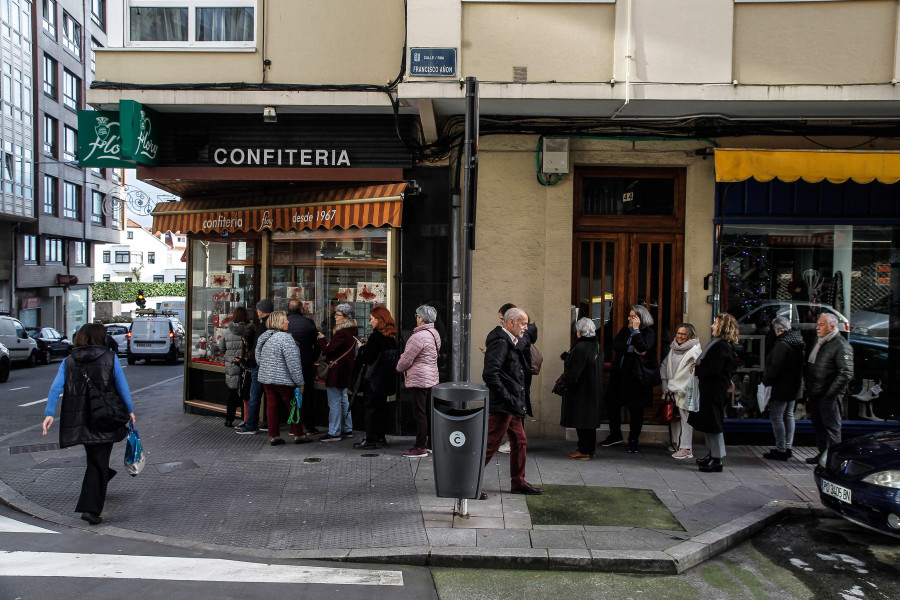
0, 315, 39, 367
127, 312, 185, 364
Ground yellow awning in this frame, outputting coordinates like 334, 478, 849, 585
714, 148, 900, 184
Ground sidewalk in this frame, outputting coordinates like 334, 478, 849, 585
0, 376, 824, 574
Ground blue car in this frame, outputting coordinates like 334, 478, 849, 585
814, 430, 900, 539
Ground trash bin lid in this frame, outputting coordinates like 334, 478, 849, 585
432, 381, 489, 404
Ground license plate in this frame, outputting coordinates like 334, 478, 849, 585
135, 342, 154, 348
821, 479, 852, 503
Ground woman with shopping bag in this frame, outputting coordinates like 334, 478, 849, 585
256, 311, 308, 446
42, 323, 135, 525
660, 323, 702, 459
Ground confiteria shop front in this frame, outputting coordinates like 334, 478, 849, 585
138, 112, 452, 428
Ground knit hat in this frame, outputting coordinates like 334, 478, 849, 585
256, 298, 274, 313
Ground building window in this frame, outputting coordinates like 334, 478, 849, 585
42, 0, 56, 37
42, 55, 56, 98
63, 125, 77, 161
63, 182, 80, 219
174, 274, 186, 282
91, 190, 105, 224
147, 251, 155, 264
115, 251, 130, 263
102, 250, 110, 263
90, 38, 100, 76
43, 115, 57, 155
62, 12, 81, 58
103, 274, 110, 281
127, 230, 134, 239
127, 1, 256, 47
91, 0, 105, 29
124, 277, 133, 282
23, 235, 37, 262
43, 175, 57, 215
74, 241, 86, 265
45, 238, 63, 263
153, 275, 164, 283
62, 70, 79, 110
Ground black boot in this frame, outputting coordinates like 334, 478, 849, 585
695, 453, 713, 466
699, 458, 724, 472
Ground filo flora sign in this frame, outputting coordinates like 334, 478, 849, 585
78, 100, 159, 168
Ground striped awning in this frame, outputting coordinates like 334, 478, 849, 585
151, 183, 407, 234
715, 148, 900, 184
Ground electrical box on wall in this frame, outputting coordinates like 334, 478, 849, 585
542, 137, 569, 174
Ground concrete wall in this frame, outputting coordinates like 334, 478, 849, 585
469, 136, 715, 439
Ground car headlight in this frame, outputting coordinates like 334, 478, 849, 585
861, 471, 900, 489
818, 450, 828, 468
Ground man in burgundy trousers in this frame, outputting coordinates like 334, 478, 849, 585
481, 307, 543, 498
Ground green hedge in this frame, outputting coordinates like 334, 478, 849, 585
92, 282, 186, 302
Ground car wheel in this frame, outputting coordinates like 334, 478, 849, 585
41, 349, 51, 365
0, 358, 9, 382
127, 354, 136, 365
25, 351, 38, 368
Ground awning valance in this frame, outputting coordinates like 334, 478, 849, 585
714, 149, 900, 184
151, 183, 407, 235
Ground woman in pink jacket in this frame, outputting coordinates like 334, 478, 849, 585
396, 304, 441, 457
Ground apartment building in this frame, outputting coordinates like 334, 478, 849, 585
87, 0, 900, 436
94, 218, 185, 283
15, 0, 123, 336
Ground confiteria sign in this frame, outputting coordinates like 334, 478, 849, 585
213, 148, 351, 167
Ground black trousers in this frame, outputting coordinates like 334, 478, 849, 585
576, 428, 597, 453
225, 387, 243, 422
364, 393, 388, 442
76, 442, 115, 516
410, 387, 432, 449
608, 399, 645, 441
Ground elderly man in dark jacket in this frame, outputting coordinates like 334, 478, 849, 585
804, 314, 854, 463
761, 316, 805, 461
287, 299, 320, 432
482, 307, 543, 497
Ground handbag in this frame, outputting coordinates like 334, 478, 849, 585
314, 344, 355, 381
636, 356, 663, 388
657, 392, 679, 423
124, 423, 145, 476
529, 343, 543, 375
551, 373, 567, 396
757, 383, 772, 413
79, 366, 129, 432
238, 365, 253, 399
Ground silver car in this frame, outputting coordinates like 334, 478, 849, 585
105, 323, 130, 356
0, 342, 9, 383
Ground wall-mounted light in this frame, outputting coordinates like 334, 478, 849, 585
263, 106, 277, 123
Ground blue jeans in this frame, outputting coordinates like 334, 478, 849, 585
768, 400, 795, 452
326, 387, 352, 436
244, 367, 263, 430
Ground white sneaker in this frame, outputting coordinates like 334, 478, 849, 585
672, 448, 694, 459
498, 441, 511, 454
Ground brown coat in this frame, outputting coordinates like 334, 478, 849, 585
317, 319, 358, 389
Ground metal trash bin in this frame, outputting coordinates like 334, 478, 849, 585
431, 382, 489, 499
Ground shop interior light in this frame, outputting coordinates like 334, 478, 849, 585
263, 106, 277, 123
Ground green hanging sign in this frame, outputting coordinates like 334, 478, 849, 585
119, 100, 159, 166
77, 110, 131, 168
78, 100, 160, 168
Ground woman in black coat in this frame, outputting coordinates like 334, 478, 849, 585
601, 305, 657, 453
561, 318, 604, 460
689, 313, 738, 473
353, 306, 399, 450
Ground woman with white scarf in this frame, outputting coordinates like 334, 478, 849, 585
660, 324, 702, 459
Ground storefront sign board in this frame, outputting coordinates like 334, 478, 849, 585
119, 100, 160, 166
77, 110, 132, 168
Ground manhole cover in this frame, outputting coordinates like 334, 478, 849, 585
360, 453, 380, 457
303, 457, 322, 463
155, 460, 199, 474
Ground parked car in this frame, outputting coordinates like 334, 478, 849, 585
128, 312, 185, 364
814, 430, 900, 539
0, 342, 9, 382
105, 323, 131, 356
0, 315, 39, 367
26, 327, 73, 364
737, 301, 850, 335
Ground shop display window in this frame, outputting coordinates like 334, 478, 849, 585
189, 238, 259, 366
719, 224, 896, 422
269, 228, 390, 340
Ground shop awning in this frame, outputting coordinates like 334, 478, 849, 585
151, 183, 407, 234
714, 148, 900, 184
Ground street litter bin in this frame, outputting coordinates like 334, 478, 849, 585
431, 382, 489, 499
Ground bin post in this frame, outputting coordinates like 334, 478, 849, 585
430, 382, 489, 513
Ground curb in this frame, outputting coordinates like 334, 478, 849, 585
0, 476, 824, 574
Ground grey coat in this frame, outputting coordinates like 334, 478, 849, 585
255, 330, 304, 387
223, 321, 252, 390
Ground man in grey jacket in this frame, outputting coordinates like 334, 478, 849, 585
804, 314, 854, 463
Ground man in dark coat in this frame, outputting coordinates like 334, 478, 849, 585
804, 313, 853, 463
482, 307, 543, 496
560, 317, 604, 459
287, 299, 320, 433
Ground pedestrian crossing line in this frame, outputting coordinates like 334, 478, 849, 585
0, 516, 58, 535
0, 552, 404, 586
18, 398, 47, 407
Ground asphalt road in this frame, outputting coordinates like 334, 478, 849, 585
0, 356, 185, 440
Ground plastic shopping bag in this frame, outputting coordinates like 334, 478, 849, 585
757, 383, 772, 413
124, 423, 146, 477
288, 388, 302, 425
684, 375, 700, 413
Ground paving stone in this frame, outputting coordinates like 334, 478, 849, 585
530, 529, 587, 549
476, 529, 533, 548
426, 527, 476, 547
